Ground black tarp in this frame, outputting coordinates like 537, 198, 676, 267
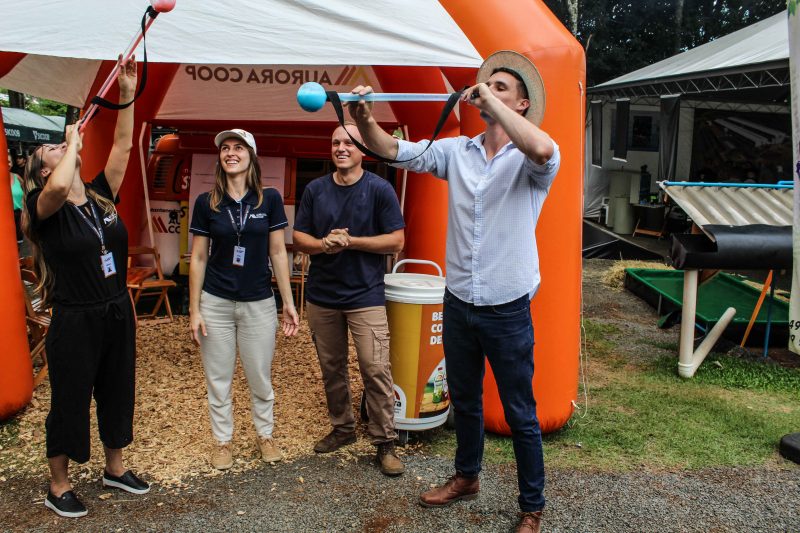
658, 95, 680, 181
613, 99, 630, 161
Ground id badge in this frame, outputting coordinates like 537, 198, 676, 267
233, 245, 246, 267
100, 252, 117, 278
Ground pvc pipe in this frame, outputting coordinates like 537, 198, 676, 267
138, 121, 154, 248
678, 267, 738, 377
78, 12, 159, 132
678, 306, 737, 378
297, 81, 454, 112
661, 181, 793, 189
678, 269, 699, 376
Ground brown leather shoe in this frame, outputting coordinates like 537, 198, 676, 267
516, 511, 543, 533
376, 442, 404, 476
418, 472, 479, 507
313, 430, 357, 453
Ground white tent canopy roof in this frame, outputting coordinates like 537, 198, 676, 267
0, 0, 483, 107
0, 0, 482, 66
593, 10, 788, 90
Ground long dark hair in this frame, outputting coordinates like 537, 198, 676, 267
21, 146, 117, 305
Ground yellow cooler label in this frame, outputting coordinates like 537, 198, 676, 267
387, 301, 448, 419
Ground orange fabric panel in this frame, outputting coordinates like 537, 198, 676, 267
0, 52, 26, 78
439, 0, 585, 434
0, 108, 33, 420
371, 66, 460, 275
80, 63, 180, 246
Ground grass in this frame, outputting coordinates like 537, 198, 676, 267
423, 319, 800, 471
650, 353, 800, 394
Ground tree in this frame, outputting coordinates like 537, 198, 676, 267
8, 90, 25, 109
542, 0, 785, 86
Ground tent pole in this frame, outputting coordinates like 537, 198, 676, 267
139, 121, 155, 248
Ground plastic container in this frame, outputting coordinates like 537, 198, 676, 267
612, 195, 635, 234
384, 259, 449, 431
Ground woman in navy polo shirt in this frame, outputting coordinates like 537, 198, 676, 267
189, 129, 299, 470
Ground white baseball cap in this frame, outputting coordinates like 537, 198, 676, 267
214, 129, 257, 154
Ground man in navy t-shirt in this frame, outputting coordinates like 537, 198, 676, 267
293, 122, 405, 476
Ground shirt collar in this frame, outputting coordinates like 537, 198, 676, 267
220, 188, 258, 207
466, 133, 516, 158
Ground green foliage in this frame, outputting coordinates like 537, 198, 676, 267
0, 88, 67, 116
788, 0, 797, 16
542, 1, 786, 85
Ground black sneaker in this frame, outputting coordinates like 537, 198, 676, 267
44, 490, 88, 518
102, 470, 150, 495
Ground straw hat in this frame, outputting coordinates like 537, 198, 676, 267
477, 50, 546, 126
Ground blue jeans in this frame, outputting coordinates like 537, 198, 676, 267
442, 288, 545, 512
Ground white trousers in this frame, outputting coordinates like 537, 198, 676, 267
198, 291, 278, 443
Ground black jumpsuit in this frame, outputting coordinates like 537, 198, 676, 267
26, 172, 136, 463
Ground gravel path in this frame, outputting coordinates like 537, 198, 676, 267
2, 454, 798, 532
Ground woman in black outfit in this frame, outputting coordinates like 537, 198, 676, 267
23, 57, 149, 518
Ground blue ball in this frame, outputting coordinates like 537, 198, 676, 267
297, 82, 328, 112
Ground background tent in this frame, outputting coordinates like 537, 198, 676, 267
1, 107, 64, 145
585, 11, 791, 220
0, 1, 585, 438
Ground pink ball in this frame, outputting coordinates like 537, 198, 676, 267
150, 0, 176, 13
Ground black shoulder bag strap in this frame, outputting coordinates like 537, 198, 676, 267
326, 88, 466, 164
89, 6, 156, 112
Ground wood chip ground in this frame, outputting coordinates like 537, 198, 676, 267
0, 317, 390, 487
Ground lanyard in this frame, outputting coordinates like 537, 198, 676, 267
226, 202, 251, 245
72, 199, 107, 254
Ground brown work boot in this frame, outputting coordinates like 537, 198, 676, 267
516, 511, 543, 533
210, 441, 233, 470
257, 436, 283, 463
313, 430, 357, 453
418, 472, 479, 507
376, 442, 404, 476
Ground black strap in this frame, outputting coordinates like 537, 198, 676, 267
326, 88, 466, 164
89, 6, 156, 112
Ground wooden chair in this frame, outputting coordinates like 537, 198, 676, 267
290, 252, 309, 319
127, 246, 176, 323
20, 268, 50, 387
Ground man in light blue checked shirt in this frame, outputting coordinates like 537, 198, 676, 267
347, 51, 559, 533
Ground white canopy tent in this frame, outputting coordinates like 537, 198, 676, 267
584, 10, 791, 221
0, 0, 483, 115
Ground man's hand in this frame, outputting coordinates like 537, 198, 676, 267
321, 228, 350, 254
345, 85, 375, 124
461, 82, 497, 114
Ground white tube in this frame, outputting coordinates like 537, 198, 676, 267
679, 306, 737, 378
678, 269, 699, 377
678, 269, 737, 378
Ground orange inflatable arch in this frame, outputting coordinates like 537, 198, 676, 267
0, 0, 584, 435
